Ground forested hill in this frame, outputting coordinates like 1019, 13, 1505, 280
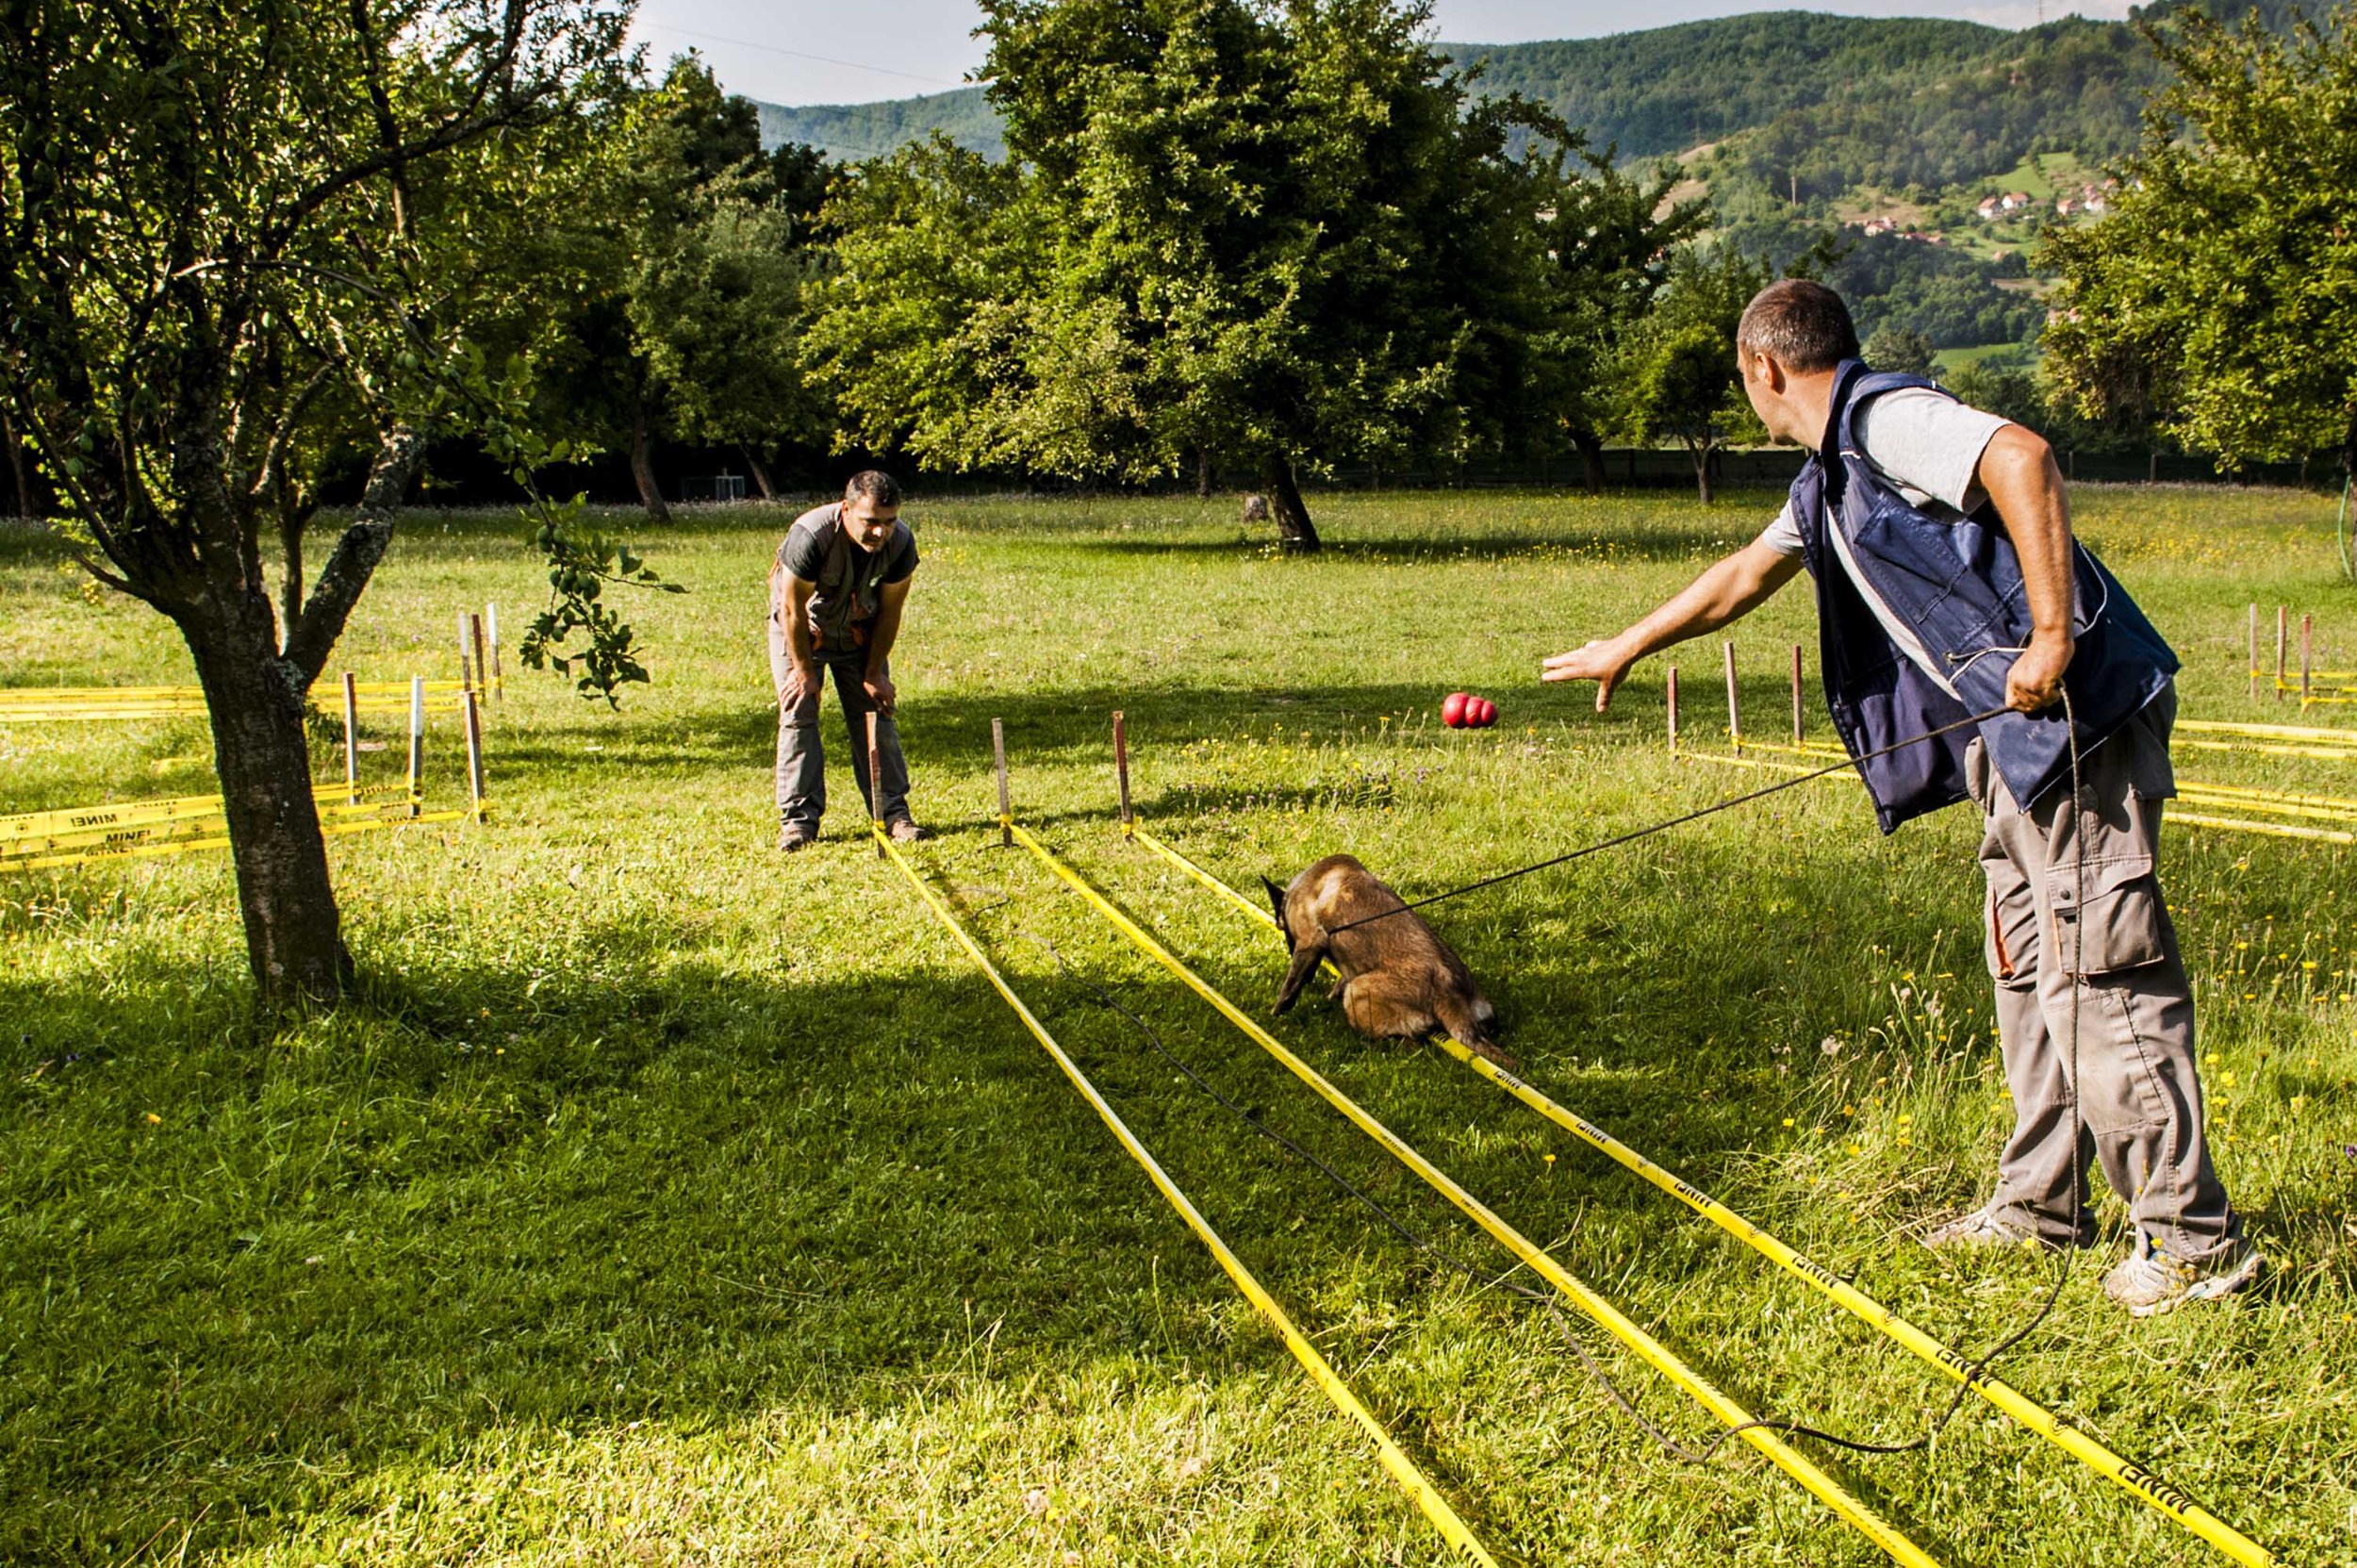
754, 88, 1001, 164
754, 3, 2300, 198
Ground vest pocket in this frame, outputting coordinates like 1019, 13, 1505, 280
2044, 854, 2167, 975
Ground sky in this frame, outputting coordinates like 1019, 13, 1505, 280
628, 0, 2140, 107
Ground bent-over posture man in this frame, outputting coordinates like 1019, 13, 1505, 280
769, 470, 926, 850
1542, 280, 2258, 1315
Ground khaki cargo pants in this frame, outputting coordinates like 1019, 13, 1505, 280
1966, 684, 2240, 1262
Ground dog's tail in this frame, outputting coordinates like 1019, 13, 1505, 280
1434, 989, 1517, 1075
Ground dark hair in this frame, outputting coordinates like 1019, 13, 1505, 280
843, 470, 902, 508
1736, 280, 1860, 373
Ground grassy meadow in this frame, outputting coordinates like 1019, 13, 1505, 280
2, 484, 2353, 1566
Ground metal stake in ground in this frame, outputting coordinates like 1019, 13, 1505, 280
469, 613, 489, 716
1790, 643, 1805, 744
462, 690, 487, 821
2276, 604, 2288, 701
2248, 602, 2258, 702
406, 675, 425, 817
341, 671, 361, 805
866, 708, 885, 858
1113, 709, 1133, 834
456, 609, 475, 694
485, 602, 503, 701
1722, 641, 1741, 751
992, 717, 1012, 847
2301, 614, 2313, 704
1666, 666, 1680, 752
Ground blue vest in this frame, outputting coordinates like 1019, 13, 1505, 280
1789, 362, 2178, 833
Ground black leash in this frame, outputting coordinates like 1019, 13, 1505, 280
1329, 704, 2013, 933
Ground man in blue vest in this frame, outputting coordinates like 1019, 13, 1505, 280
768, 470, 925, 850
1541, 280, 2259, 1315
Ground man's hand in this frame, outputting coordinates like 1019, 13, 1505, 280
2005, 630, 2074, 713
778, 662, 818, 711
1541, 637, 1635, 711
863, 670, 897, 713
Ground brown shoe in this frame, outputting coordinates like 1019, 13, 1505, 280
886, 817, 929, 844
778, 822, 816, 852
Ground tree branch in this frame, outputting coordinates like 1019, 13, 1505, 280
280, 422, 422, 684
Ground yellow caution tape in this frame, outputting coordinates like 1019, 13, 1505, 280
1010, 822, 1943, 1568
1128, 824, 2277, 1566
2, 782, 414, 841
2, 795, 419, 858
2170, 812, 2355, 847
2, 801, 475, 872
872, 827, 1497, 1566
2175, 786, 2357, 828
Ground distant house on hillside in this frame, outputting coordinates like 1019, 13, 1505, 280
2000, 190, 2033, 212
1976, 195, 2003, 220
2055, 196, 2080, 217
1861, 216, 1897, 236
1899, 229, 1946, 245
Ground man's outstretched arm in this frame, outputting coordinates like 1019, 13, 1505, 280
1541, 540, 1804, 710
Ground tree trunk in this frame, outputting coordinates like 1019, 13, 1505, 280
739, 445, 777, 502
181, 597, 350, 1004
1689, 440, 1714, 504
630, 404, 671, 525
1195, 447, 1211, 500
1, 406, 33, 520
1572, 430, 1606, 493
1262, 453, 1321, 554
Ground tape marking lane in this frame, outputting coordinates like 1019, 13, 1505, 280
2, 806, 473, 873
870, 828, 1498, 1567
1126, 825, 2276, 1568
1009, 822, 1944, 1568
2, 782, 415, 841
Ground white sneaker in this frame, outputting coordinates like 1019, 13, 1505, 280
2102, 1240, 2264, 1317
1924, 1201, 2048, 1251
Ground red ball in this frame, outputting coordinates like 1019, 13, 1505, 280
1441, 691, 1470, 728
1471, 696, 1498, 728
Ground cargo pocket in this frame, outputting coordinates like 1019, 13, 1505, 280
2046, 854, 2167, 975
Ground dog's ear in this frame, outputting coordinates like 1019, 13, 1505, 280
1261, 876, 1289, 941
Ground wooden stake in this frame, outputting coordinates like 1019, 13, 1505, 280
866, 708, 885, 857
2248, 602, 2258, 702
1113, 710, 1134, 832
406, 674, 425, 817
461, 690, 487, 820
2277, 604, 2288, 701
1666, 666, 1679, 752
469, 612, 488, 714
1790, 643, 1805, 743
457, 609, 475, 693
340, 670, 360, 804
992, 717, 1012, 847
485, 602, 503, 701
2301, 613, 2313, 704
1722, 640, 1741, 751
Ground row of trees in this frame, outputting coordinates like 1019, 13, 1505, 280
5, 0, 2349, 1004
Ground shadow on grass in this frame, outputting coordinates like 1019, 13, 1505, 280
0, 817, 1914, 1563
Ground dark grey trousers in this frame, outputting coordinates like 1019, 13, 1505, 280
769, 610, 910, 831
1966, 684, 2239, 1262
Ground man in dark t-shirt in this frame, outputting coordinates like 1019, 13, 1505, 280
767, 470, 922, 850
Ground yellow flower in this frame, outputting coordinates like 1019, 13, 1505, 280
1782, 1117, 1795, 1129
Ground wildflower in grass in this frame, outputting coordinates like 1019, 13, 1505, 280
1783, 1117, 1795, 1128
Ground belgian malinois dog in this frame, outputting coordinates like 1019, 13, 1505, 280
1263, 855, 1516, 1072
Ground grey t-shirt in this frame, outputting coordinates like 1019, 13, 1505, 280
1755, 387, 2012, 694
776, 503, 917, 640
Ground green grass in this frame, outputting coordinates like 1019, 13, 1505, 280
4, 486, 2355, 1566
